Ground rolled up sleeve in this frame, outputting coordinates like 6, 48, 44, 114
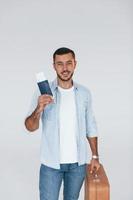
85, 90, 98, 138
26, 88, 40, 117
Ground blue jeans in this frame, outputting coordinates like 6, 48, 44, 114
39, 162, 87, 200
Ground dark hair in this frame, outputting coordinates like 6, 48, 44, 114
53, 47, 75, 62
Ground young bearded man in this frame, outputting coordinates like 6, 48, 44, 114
25, 47, 100, 200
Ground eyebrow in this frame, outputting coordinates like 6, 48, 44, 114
56, 60, 73, 64
66, 60, 73, 63
56, 61, 63, 64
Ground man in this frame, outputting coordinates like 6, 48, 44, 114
25, 47, 100, 200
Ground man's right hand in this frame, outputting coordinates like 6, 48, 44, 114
36, 94, 54, 113
25, 94, 54, 132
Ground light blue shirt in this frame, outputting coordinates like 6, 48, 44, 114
28, 78, 98, 169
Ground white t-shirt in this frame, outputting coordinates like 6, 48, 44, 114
58, 85, 78, 164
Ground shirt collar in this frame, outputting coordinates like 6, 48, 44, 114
51, 78, 78, 91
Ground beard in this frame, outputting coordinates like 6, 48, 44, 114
57, 71, 74, 82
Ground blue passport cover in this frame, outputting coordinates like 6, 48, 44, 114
37, 80, 53, 96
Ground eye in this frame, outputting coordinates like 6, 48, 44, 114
67, 62, 72, 65
56, 62, 63, 67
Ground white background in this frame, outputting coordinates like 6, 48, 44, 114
0, 0, 132, 199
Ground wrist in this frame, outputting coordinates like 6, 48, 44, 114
92, 155, 99, 159
33, 108, 41, 119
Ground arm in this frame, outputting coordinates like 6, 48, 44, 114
85, 90, 100, 172
87, 136, 98, 157
25, 94, 53, 132
25, 106, 41, 132
87, 136, 100, 173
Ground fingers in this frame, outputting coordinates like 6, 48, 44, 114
90, 167, 97, 174
90, 166, 96, 174
37, 95, 54, 113
96, 163, 100, 171
39, 94, 53, 101
89, 161, 100, 174
39, 95, 54, 105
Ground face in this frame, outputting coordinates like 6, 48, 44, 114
53, 53, 77, 82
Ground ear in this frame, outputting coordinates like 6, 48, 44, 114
74, 60, 77, 69
53, 63, 56, 70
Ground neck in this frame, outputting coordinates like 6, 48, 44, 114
57, 78, 73, 89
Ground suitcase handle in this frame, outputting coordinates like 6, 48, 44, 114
92, 172, 100, 182
90, 165, 101, 182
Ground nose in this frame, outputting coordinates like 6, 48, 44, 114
62, 64, 67, 71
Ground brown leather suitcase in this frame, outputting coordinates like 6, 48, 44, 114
84, 164, 110, 200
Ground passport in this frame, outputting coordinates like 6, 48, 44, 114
36, 72, 53, 96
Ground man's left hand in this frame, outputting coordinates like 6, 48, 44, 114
89, 158, 100, 174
